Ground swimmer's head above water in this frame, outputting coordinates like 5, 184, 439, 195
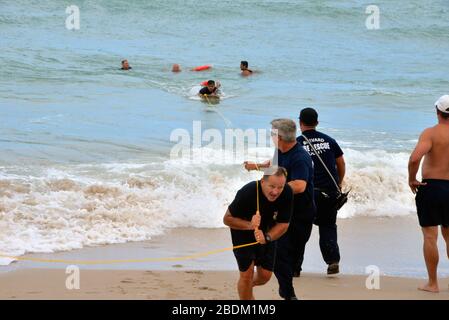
206, 80, 215, 90
198, 80, 219, 96
240, 60, 253, 76
172, 64, 181, 72
121, 59, 131, 70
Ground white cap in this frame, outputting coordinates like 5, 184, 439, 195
435, 95, 449, 113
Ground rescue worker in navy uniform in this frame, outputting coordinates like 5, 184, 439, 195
245, 118, 315, 300
297, 107, 346, 276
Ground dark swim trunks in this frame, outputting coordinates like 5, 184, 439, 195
233, 242, 276, 272
415, 179, 449, 227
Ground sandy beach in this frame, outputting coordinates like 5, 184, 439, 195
1, 216, 449, 300
1, 269, 448, 300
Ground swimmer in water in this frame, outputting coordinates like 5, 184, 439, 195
172, 64, 181, 72
121, 59, 132, 70
240, 60, 253, 76
198, 80, 218, 97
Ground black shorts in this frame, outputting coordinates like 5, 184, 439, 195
416, 179, 449, 227
233, 242, 276, 272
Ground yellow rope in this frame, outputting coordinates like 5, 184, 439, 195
255, 163, 261, 234
203, 94, 212, 106
255, 163, 260, 214
0, 241, 259, 265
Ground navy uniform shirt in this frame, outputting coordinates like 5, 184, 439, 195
297, 130, 343, 190
274, 143, 315, 223
228, 181, 293, 247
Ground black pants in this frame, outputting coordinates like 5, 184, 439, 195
292, 190, 340, 274
313, 189, 340, 265
274, 220, 313, 298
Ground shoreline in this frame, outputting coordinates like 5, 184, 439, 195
2, 216, 448, 278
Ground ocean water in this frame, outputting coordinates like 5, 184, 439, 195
1, 0, 449, 264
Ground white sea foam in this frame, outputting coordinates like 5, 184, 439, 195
338, 149, 415, 218
0, 148, 417, 265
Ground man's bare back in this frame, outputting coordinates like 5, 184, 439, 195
421, 123, 449, 181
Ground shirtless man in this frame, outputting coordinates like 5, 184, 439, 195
408, 94, 449, 293
240, 61, 253, 76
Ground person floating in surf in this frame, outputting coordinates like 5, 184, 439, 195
240, 61, 253, 76
198, 80, 219, 97
121, 59, 132, 70
171, 64, 181, 72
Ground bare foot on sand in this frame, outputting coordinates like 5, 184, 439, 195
418, 283, 439, 293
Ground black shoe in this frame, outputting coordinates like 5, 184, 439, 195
279, 288, 298, 300
293, 270, 301, 278
327, 262, 339, 275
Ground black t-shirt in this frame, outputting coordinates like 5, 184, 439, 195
274, 143, 315, 223
297, 130, 343, 190
199, 86, 216, 95
228, 181, 293, 246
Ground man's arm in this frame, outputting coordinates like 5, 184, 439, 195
255, 222, 289, 244
243, 159, 271, 171
266, 222, 289, 241
223, 210, 259, 230
288, 180, 307, 194
336, 155, 346, 188
408, 129, 432, 194
287, 157, 310, 194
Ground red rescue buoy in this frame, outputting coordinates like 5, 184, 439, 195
192, 65, 211, 71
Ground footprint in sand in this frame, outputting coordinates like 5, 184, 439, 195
118, 286, 127, 294
110, 286, 127, 294
120, 279, 134, 284
185, 271, 204, 275
197, 286, 216, 291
